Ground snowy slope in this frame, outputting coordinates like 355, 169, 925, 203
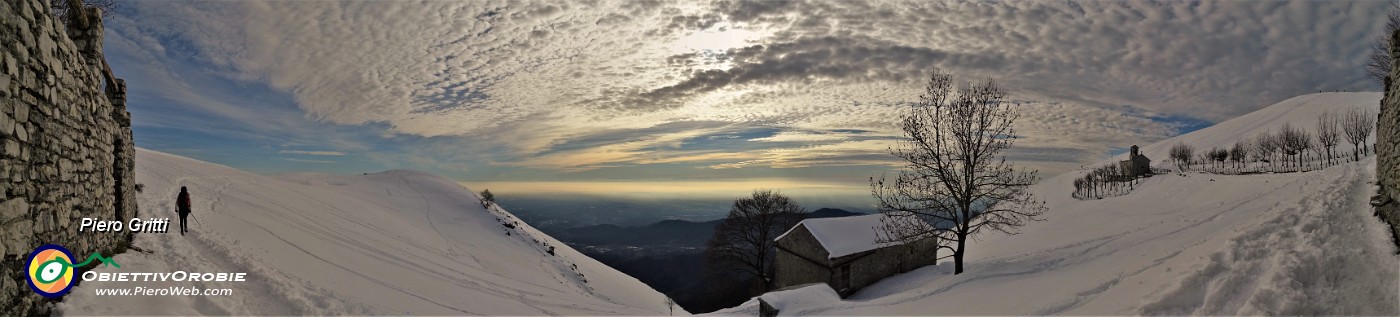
712, 92, 1399, 315
57, 149, 684, 315
1120, 92, 1381, 164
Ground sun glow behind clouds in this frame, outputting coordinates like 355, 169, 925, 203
671, 23, 765, 53
670, 23, 768, 69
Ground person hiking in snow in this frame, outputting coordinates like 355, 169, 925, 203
177, 186, 192, 235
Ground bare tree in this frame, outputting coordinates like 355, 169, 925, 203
1367, 2, 1400, 86
479, 189, 496, 207
1209, 147, 1229, 169
1297, 129, 1314, 168
1198, 152, 1212, 170
871, 68, 1047, 275
1343, 107, 1377, 161
1298, 130, 1315, 167
705, 189, 805, 292
1229, 142, 1248, 170
1252, 130, 1279, 170
1083, 171, 1098, 198
1278, 123, 1309, 167
664, 297, 676, 316
1169, 142, 1195, 171
1315, 111, 1341, 165
50, 0, 118, 26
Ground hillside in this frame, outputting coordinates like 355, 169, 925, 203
1119, 92, 1381, 164
56, 150, 683, 315
712, 92, 1398, 315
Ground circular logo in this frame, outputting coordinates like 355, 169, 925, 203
26, 244, 76, 298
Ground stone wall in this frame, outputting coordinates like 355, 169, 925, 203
0, 0, 137, 315
774, 224, 939, 297
838, 237, 937, 297
774, 225, 833, 290
1383, 31, 1400, 210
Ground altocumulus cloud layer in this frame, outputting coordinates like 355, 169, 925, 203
105, 0, 1385, 180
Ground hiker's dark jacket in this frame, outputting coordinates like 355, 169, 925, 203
177, 191, 191, 215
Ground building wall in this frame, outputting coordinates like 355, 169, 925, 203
0, 0, 136, 315
774, 224, 940, 297
838, 237, 938, 297
773, 225, 833, 290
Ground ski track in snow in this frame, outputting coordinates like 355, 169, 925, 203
1143, 161, 1399, 315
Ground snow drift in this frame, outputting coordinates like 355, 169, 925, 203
58, 150, 682, 315
713, 92, 1398, 316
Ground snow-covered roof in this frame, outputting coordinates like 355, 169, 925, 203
777, 214, 898, 259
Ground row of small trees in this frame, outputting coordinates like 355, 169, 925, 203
1168, 108, 1376, 174
1072, 163, 1144, 199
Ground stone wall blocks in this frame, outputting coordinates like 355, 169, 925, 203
3, 1, 137, 314
4, 53, 14, 77
35, 210, 51, 233
0, 0, 11, 23
13, 101, 25, 122
16, 0, 32, 25
3, 139, 17, 158
0, 198, 28, 221
29, 100, 45, 118
0, 112, 12, 135
1, 219, 32, 257
0, 73, 9, 97
15, 32, 31, 62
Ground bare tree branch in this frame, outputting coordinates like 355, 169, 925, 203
871, 67, 1047, 275
1367, 2, 1400, 87
50, 0, 118, 26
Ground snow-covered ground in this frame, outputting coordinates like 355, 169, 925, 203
713, 92, 1399, 316
57, 150, 683, 315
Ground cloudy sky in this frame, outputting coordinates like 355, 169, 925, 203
104, 0, 1386, 196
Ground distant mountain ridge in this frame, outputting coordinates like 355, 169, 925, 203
550, 208, 865, 248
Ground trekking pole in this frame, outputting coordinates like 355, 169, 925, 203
176, 209, 204, 228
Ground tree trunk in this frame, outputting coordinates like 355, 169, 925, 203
953, 231, 966, 275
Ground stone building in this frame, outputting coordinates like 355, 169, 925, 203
1, 0, 137, 314
773, 214, 938, 297
1118, 145, 1152, 178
